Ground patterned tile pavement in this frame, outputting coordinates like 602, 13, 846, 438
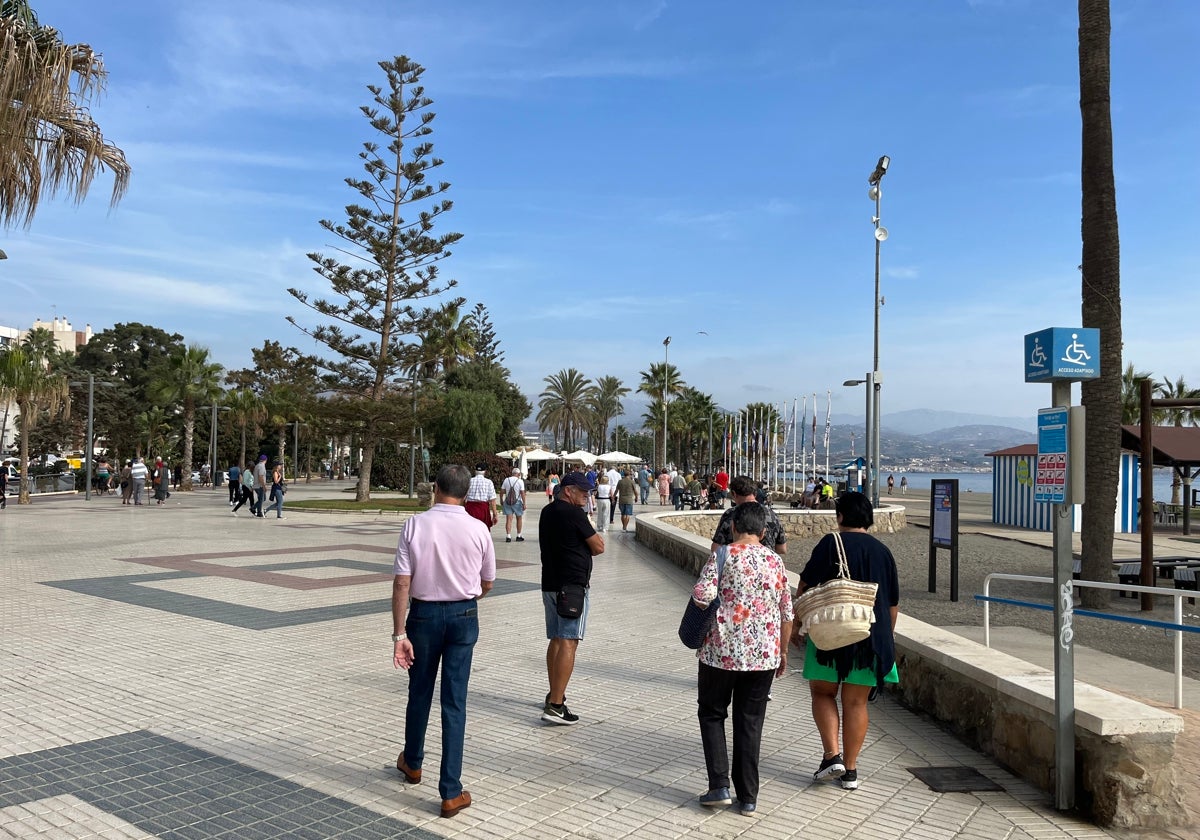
0, 482, 1171, 838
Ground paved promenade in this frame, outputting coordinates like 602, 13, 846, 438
0, 483, 1179, 839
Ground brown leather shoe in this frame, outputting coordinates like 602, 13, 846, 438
440, 790, 471, 818
395, 754, 421, 784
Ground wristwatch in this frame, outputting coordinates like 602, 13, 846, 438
392, 633, 407, 642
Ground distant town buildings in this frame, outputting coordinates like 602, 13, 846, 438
0, 317, 93, 454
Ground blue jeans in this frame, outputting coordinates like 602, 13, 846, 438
262, 486, 283, 518
403, 598, 479, 800
253, 486, 266, 515
639, 483, 649, 504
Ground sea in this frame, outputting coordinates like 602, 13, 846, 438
877, 470, 1187, 500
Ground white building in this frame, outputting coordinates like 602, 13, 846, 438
0, 318, 93, 454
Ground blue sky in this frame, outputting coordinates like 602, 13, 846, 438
5, 0, 1197, 425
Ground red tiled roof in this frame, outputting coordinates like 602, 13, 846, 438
986, 444, 1037, 457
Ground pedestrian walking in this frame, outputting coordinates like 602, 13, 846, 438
253, 455, 269, 518
130, 458, 148, 505
794, 492, 900, 792
499, 468, 526, 542
392, 464, 496, 819
593, 474, 612, 533
464, 463, 498, 530
693, 502, 792, 816
261, 461, 285, 519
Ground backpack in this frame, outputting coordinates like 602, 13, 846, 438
505, 479, 519, 506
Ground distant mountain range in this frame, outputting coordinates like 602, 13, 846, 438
523, 402, 1034, 471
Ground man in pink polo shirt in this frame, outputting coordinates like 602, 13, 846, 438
392, 464, 496, 819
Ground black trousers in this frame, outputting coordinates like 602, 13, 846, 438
697, 663, 774, 804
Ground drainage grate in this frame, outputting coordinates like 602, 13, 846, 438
907, 766, 1005, 792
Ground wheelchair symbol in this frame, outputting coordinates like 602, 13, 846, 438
1061, 333, 1091, 365
1029, 338, 1047, 368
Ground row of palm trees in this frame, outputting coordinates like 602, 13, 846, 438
1120, 364, 1199, 426
536, 364, 734, 471
0, 328, 308, 503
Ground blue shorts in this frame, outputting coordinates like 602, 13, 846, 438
502, 501, 524, 516
543, 589, 589, 640
619, 503, 634, 516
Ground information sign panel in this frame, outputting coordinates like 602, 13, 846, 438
931, 480, 956, 548
1035, 408, 1069, 504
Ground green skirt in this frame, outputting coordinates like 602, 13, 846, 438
801, 637, 899, 686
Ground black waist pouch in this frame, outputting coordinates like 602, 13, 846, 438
556, 584, 587, 618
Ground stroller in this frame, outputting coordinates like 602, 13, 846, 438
678, 491, 705, 510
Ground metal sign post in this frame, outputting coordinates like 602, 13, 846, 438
1024, 326, 1098, 812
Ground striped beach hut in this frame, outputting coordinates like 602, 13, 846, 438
987, 445, 1140, 533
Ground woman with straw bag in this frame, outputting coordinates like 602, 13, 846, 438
792, 492, 899, 792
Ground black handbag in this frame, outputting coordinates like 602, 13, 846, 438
556, 583, 587, 618
678, 546, 730, 649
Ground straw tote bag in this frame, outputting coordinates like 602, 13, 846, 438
794, 532, 878, 651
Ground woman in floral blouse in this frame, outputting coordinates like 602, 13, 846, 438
691, 502, 793, 817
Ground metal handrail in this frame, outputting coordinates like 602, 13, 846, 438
978, 573, 1195, 709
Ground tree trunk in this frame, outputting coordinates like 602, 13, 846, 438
181, 410, 195, 491
1078, 0, 1122, 608
16, 398, 30, 504
356, 426, 377, 501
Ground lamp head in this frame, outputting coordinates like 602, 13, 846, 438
663, 336, 671, 346
843, 379, 867, 387
868, 154, 890, 185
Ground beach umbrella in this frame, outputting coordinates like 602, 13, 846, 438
563, 450, 597, 466
596, 450, 640, 464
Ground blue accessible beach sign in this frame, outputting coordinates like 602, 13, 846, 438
1024, 328, 1100, 383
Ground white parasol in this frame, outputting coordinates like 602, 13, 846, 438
595, 450, 641, 464
562, 450, 597, 466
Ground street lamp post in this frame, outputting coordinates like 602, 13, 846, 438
409, 367, 418, 499
843, 375, 875, 501
868, 154, 890, 508
68, 374, 116, 500
662, 336, 671, 469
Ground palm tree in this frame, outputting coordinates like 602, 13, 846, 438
538, 368, 593, 451
1119, 363, 1154, 424
589, 375, 629, 452
1078, 0, 1123, 606
0, 344, 68, 503
146, 345, 223, 491
135, 405, 174, 460
412, 302, 475, 379
0, 0, 130, 228
225, 388, 266, 470
1155, 375, 1199, 505
638, 362, 684, 466
262, 383, 305, 471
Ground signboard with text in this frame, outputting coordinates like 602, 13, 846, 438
1035, 407, 1069, 504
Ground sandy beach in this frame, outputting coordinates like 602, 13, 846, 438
779, 488, 1200, 682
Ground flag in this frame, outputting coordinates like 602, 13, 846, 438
823, 390, 831, 450
799, 396, 807, 455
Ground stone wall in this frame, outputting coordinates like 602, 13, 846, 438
647, 504, 906, 546
894, 617, 1186, 829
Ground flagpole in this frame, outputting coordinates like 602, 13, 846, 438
825, 389, 832, 479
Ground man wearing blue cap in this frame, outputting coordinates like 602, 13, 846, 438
538, 470, 605, 724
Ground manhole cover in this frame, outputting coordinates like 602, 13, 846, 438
907, 766, 1004, 792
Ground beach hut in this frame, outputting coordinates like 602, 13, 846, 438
987, 445, 1139, 533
